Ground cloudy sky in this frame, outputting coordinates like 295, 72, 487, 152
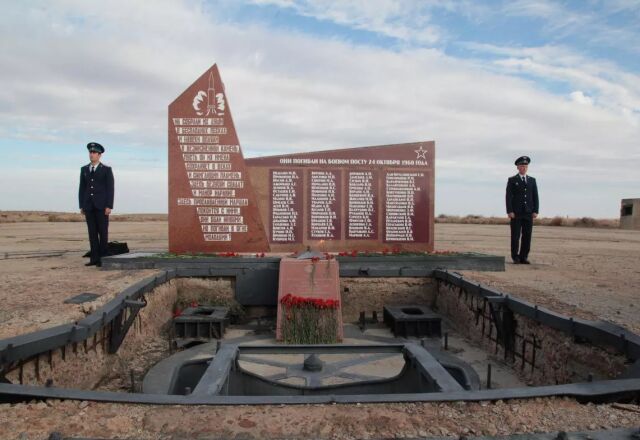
0, 0, 638, 217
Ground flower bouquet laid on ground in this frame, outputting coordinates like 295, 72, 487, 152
279, 293, 340, 344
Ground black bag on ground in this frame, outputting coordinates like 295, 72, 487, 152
108, 241, 129, 256
82, 241, 129, 257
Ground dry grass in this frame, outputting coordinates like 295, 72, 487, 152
435, 214, 620, 228
0, 211, 167, 223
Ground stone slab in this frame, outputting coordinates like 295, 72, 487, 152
168, 64, 270, 253
276, 258, 343, 341
101, 252, 505, 274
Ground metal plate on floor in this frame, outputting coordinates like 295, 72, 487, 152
63, 292, 102, 304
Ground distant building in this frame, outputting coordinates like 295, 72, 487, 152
620, 198, 640, 230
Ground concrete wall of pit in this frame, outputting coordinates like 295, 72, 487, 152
3, 278, 236, 389
340, 277, 436, 321
434, 282, 628, 386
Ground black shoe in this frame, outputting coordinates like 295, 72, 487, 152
96, 261, 102, 267
520, 259, 531, 264
85, 261, 98, 267
512, 258, 520, 264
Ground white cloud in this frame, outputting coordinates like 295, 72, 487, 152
0, 1, 638, 218
250, 0, 444, 44
570, 91, 593, 106
500, 0, 640, 51
464, 43, 640, 125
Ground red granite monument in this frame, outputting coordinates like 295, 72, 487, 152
168, 64, 270, 253
169, 64, 435, 254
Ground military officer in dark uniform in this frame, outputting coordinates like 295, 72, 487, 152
79, 142, 114, 267
506, 156, 539, 264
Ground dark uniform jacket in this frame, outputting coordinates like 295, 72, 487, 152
506, 174, 538, 217
79, 163, 114, 211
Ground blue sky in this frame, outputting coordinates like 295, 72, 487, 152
0, 0, 638, 216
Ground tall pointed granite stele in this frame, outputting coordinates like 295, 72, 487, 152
168, 64, 270, 253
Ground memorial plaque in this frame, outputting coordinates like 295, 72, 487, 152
384, 170, 428, 243
246, 141, 435, 252
308, 169, 342, 240
168, 64, 270, 253
347, 170, 378, 240
270, 169, 303, 243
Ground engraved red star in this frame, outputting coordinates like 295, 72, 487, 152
415, 146, 428, 159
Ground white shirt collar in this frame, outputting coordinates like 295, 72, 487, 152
90, 162, 100, 170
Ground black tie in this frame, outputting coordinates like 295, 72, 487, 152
90, 166, 95, 174
521, 175, 526, 184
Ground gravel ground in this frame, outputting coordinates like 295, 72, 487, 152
1, 398, 640, 439
0, 221, 639, 439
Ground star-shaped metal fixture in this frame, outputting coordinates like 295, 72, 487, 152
414, 146, 428, 159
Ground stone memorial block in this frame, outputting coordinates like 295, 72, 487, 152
276, 257, 343, 342
168, 64, 270, 253
246, 142, 435, 252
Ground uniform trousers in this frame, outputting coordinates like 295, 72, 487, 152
510, 215, 533, 262
84, 208, 109, 263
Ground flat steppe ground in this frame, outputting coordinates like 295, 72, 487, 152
0, 221, 639, 439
